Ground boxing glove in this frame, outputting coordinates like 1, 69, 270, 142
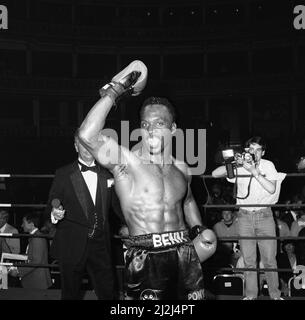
192, 227, 217, 263
99, 60, 148, 105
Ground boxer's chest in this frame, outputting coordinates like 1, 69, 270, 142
138, 164, 188, 204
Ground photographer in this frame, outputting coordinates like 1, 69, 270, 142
212, 136, 283, 300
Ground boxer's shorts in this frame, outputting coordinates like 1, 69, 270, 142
123, 230, 205, 300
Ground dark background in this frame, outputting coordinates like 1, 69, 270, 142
0, 0, 304, 227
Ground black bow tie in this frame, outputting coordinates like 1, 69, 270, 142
78, 161, 98, 173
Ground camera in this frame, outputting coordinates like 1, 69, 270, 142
222, 149, 256, 179
234, 151, 256, 165
221, 149, 236, 179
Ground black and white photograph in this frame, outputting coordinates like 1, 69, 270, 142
0, 0, 305, 309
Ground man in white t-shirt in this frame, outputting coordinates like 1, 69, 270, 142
212, 136, 284, 300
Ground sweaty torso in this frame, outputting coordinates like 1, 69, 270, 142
112, 157, 188, 236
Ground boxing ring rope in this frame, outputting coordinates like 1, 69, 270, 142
201, 173, 305, 178
1, 232, 305, 272
0, 172, 305, 296
0, 174, 54, 178
204, 204, 305, 209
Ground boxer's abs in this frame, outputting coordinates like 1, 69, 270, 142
126, 205, 186, 235
114, 161, 188, 235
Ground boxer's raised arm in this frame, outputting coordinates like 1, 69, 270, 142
78, 60, 147, 170
78, 97, 121, 169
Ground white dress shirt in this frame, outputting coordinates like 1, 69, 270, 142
0, 223, 7, 233
78, 158, 98, 205
227, 159, 285, 211
51, 158, 98, 224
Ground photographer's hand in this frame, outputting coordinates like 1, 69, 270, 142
242, 161, 260, 177
235, 154, 244, 166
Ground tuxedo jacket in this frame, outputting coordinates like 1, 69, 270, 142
18, 230, 52, 289
44, 161, 124, 266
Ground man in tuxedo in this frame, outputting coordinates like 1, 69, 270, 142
44, 130, 124, 300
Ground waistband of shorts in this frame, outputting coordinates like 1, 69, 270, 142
123, 230, 191, 249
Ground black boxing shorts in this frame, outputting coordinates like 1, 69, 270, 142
123, 230, 205, 300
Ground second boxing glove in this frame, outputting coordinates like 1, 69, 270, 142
192, 228, 217, 263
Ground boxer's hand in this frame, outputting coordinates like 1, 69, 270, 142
99, 60, 148, 105
189, 225, 206, 240
193, 228, 217, 263
51, 206, 65, 221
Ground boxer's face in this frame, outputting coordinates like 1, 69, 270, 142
74, 138, 94, 163
140, 104, 176, 155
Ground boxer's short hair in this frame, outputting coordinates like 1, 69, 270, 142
140, 97, 176, 123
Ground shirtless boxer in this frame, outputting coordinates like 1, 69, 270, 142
75, 61, 216, 300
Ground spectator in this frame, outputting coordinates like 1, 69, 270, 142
213, 209, 240, 267
9, 212, 52, 290
206, 182, 226, 227
0, 210, 20, 254
281, 198, 298, 229
290, 194, 304, 219
295, 228, 305, 266
276, 240, 297, 297
273, 209, 291, 254
290, 210, 305, 238
212, 136, 284, 300
222, 184, 235, 205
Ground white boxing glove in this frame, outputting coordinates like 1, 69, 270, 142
192, 227, 217, 263
99, 60, 148, 104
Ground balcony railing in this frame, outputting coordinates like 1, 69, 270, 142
0, 73, 303, 97
3, 19, 293, 43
